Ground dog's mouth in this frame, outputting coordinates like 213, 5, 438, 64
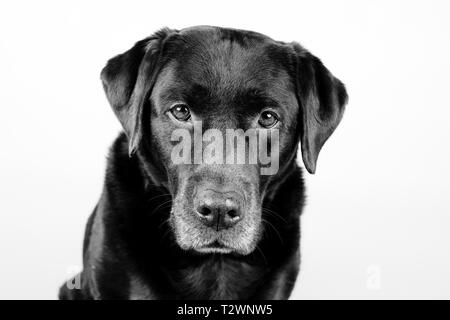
170, 210, 262, 256
195, 240, 234, 254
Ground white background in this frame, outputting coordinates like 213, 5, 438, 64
1, 0, 449, 299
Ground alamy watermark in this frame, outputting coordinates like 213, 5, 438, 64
170, 121, 280, 175
66, 265, 81, 290
366, 265, 382, 290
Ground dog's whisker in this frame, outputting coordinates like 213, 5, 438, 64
146, 193, 172, 203
158, 218, 171, 230
255, 245, 268, 266
262, 218, 284, 245
151, 205, 173, 217
262, 207, 287, 223
160, 227, 174, 243
262, 207, 286, 221
150, 200, 173, 216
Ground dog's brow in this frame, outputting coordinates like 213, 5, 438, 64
158, 84, 214, 110
158, 84, 281, 114
234, 88, 281, 111
159, 89, 183, 106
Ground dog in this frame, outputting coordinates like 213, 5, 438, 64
59, 26, 347, 300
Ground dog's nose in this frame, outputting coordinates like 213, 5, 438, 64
195, 190, 243, 230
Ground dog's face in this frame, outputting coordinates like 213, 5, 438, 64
149, 30, 300, 255
101, 26, 347, 255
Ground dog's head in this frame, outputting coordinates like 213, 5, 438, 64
101, 26, 347, 255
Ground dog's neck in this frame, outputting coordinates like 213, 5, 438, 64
164, 255, 268, 299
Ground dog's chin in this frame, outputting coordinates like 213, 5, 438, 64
193, 240, 257, 255
176, 237, 257, 256
172, 224, 259, 256
194, 241, 236, 255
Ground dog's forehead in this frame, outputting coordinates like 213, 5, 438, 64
152, 27, 295, 115
171, 27, 289, 89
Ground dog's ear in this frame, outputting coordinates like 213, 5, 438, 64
292, 43, 348, 174
101, 29, 175, 155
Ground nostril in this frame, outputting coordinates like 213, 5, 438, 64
222, 207, 241, 229
195, 193, 243, 229
197, 205, 212, 216
227, 209, 238, 218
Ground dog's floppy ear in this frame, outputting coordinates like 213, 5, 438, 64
101, 29, 175, 155
292, 44, 348, 174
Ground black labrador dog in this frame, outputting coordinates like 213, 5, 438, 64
59, 26, 347, 300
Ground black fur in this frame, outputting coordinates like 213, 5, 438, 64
59, 26, 347, 300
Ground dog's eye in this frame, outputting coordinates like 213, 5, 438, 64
169, 104, 191, 121
258, 111, 279, 128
